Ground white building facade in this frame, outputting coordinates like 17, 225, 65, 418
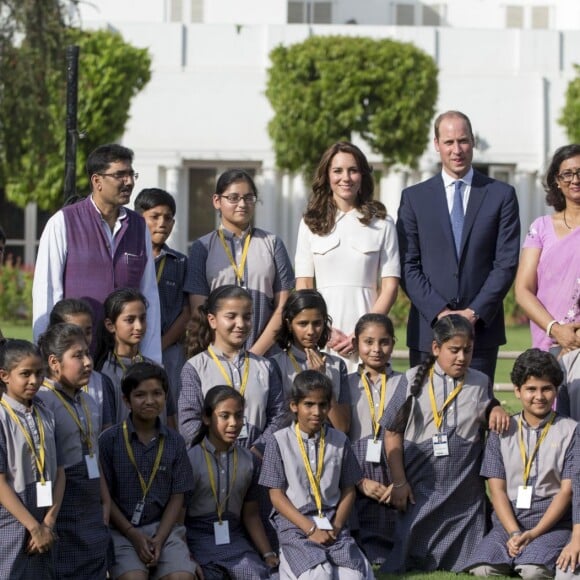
6, 0, 580, 262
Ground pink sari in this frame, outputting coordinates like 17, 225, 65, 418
525, 215, 580, 350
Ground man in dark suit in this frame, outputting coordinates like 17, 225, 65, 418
397, 110, 520, 381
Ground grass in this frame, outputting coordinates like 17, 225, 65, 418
1, 323, 32, 340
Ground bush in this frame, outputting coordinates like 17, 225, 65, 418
0, 256, 33, 323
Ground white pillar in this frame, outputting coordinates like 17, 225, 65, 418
515, 168, 539, 243
255, 162, 277, 233
165, 165, 187, 254
25, 202, 37, 266
380, 169, 406, 221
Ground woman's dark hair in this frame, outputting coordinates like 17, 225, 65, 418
190, 385, 245, 447
187, 285, 252, 358
94, 288, 148, 371
0, 340, 40, 391
544, 144, 580, 211
510, 348, 563, 388
121, 361, 169, 399
49, 298, 93, 326
290, 369, 333, 406
304, 141, 386, 236
215, 169, 258, 197
391, 315, 474, 433
353, 313, 395, 348
38, 323, 88, 377
275, 290, 332, 350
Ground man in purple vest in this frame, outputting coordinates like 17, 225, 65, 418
33, 144, 161, 361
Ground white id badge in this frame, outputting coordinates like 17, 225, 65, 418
131, 500, 145, 525
213, 520, 231, 545
365, 439, 382, 463
313, 516, 333, 530
516, 485, 533, 509
36, 481, 53, 507
85, 454, 100, 479
238, 417, 249, 440
432, 433, 449, 457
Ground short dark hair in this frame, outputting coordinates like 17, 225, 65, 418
134, 188, 176, 216
86, 144, 134, 179
49, 298, 93, 326
434, 110, 474, 141
121, 361, 169, 399
510, 348, 563, 388
290, 369, 333, 405
544, 144, 580, 211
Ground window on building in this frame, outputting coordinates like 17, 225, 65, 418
190, 0, 203, 22
506, 5, 524, 28
287, 1, 332, 24
395, 4, 415, 26
422, 4, 445, 26
187, 166, 257, 246
531, 5, 549, 29
169, 0, 183, 22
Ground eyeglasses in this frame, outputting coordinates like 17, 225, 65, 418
98, 171, 139, 181
219, 193, 257, 205
557, 169, 580, 183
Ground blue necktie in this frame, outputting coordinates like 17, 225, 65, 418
451, 180, 464, 257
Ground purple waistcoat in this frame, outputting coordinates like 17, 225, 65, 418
63, 196, 147, 330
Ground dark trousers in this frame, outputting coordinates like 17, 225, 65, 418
409, 346, 499, 385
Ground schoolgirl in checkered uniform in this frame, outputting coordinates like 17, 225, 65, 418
94, 288, 176, 427
49, 298, 115, 428
270, 289, 351, 432
186, 386, 278, 579
380, 314, 510, 573
259, 370, 373, 580
37, 323, 110, 579
0, 340, 63, 579
178, 285, 285, 453
347, 313, 405, 565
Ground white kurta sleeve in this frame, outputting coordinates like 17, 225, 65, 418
33, 212, 67, 342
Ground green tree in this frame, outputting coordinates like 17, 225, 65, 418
266, 35, 438, 177
2, 27, 151, 209
560, 64, 580, 142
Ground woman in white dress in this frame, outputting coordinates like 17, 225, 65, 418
294, 142, 400, 370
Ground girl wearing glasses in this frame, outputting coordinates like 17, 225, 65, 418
186, 169, 295, 356
515, 144, 580, 355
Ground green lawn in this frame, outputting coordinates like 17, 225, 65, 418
1, 323, 32, 340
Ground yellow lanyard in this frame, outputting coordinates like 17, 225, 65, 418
217, 228, 252, 285
43, 381, 95, 455
114, 351, 144, 374
0, 400, 47, 483
360, 371, 387, 441
155, 254, 167, 284
287, 350, 303, 374
428, 367, 464, 431
207, 346, 250, 397
122, 421, 165, 500
518, 412, 555, 488
295, 422, 325, 518
202, 441, 238, 522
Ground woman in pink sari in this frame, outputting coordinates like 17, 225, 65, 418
515, 144, 580, 353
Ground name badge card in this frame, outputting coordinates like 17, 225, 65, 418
36, 481, 53, 507
131, 500, 145, 525
238, 417, 249, 440
365, 439, 382, 463
516, 485, 532, 509
214, 520, 231, 545
432, 433, 449, 457
85, 454, 100, 479
313, 515, 333, 530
